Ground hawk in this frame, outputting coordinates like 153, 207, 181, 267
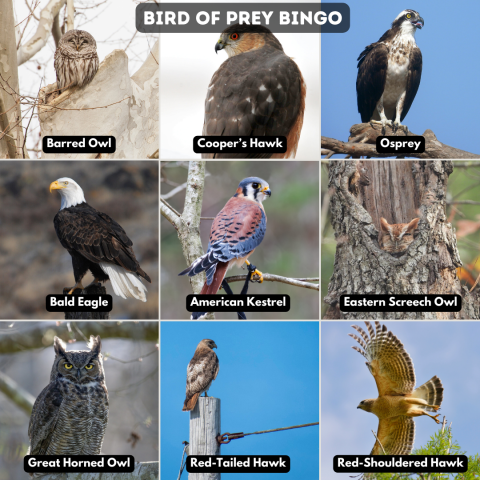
183, 339, 219, 412
179, 177, 271, 320
202, 24, 306, 158
350, 322, 444, 455
356, 9, 424, 135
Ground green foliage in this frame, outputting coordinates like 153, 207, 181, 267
362, 424, 480, 480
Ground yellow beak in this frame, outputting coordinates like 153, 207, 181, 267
50, 181, 65, 193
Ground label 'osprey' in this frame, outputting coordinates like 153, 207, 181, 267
356, 9, 424, 135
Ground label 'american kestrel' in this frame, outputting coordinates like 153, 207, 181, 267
179, 177, 271, 319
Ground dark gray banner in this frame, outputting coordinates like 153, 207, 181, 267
136, 3, 350, 33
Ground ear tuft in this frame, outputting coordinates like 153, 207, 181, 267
379, 217, 391, 233
54, 336, 67, 356
407, 217, 420, 232
87, 335, 102, 355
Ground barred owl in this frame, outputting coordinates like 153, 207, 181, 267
26, 336, 108, 472
379, 217, 420, 253
54, 29, 99, 92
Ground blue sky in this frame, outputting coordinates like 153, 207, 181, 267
322, 1, 480, 156
322, 321, 480, 479
161, 322, 319, 479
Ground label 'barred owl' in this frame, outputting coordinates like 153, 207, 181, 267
379, 217, 420, 253
54, 29, 99, 92
26, 336, 108, 476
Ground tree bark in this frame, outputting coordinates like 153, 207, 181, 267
324, 160, 480, 319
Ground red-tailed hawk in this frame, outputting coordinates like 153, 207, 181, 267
202, 24, 306, 158
183, 339, 219, 412
350, 322, 443, 454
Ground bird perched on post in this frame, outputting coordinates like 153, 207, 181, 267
50, 177, 151, 301
356, 10, 424, 135
183, 339, 219, 412
202, 24, 306, 158
179, 177, 271, 319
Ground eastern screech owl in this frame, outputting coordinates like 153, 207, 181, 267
27, 336, 108, 466
379, 217, 420, 253
54, 29, 99, 92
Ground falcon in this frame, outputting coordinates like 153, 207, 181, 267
202, 24, 306, 158
356, 9, 424, 135
179, 177, 271, 320
183, 339, 219, 412
350, 322, 444, 455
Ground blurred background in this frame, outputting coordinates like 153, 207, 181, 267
0, 161, 158, 319
161, 161, 319, 319
162, 321, 319, 479
0, 321, 159, 480
321, 161, 480, 317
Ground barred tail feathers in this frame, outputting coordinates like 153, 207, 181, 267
412, 376, 443, 411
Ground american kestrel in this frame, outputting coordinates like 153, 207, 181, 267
179, 177, 271, 319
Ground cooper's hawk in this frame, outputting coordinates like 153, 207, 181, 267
350, 321, 444, 455
202, 24, 306, 158
179, 177, 271, 319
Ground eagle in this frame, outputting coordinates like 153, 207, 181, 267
356, 9, 424, 135
202, 24, 306, 158
183, 339, 219, 412
50, 177, 151, 301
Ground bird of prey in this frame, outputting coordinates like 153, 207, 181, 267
50, 177, 151, 301
356, 9, 424, 135
179, 177, 271, 319
350, 321, 443, 455
183, 339, 219, 412
202, 24, 306, 158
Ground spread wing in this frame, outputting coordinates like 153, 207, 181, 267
183, 349, 220, 411
179, 197, 266, 285
54, 204, 150, 281
372, 416, 415, 455
401, 48, 422, 121
203, 48, 303, 158
356, 43, 389, 122
350, 321, 416, 396
28, 382, 64, 455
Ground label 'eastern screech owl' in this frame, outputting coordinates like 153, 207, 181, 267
26, 336, 108, 472
379, 217, 420, 253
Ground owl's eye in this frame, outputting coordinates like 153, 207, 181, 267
230, 33, 239, 40
85, 364, 94, 370
406, 13, 412, 19
64, 363, 73, 370
252, 183, 259, 189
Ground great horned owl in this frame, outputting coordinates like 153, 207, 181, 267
54, 29, 99, 92
26, 336, 108, 472
379, 217, 420, 253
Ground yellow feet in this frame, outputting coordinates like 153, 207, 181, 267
65, 281, 84, 294
426, 413, 441, 424
245, 260, 263, 283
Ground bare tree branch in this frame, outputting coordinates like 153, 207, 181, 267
0, 371, 36, 414
225, 274, 319, 291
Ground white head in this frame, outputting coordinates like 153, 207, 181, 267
392, 10, 424, 38
50, 177, 86, 210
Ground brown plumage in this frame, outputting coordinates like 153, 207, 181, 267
183, 339, 219, 412
202, 24, 305, 158
379, 217, 420, 253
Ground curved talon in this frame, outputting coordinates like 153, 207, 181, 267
252, 269, 264, 283
66, 282, 84, 294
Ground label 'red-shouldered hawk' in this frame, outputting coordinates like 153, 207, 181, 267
202, 24, 306, 159
350, 321, 444, 455
179, 177, 271, 320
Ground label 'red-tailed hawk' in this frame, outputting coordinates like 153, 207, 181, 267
202, 24, 306, 158
183, 339, 219, 412
356, 10, 423, 135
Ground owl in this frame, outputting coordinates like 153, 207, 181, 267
27, 336, 108, 469
54, 29, 99, 92
379, 217, 420, 253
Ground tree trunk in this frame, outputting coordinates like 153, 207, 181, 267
324, 160, 479, 319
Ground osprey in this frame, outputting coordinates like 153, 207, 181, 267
356, 9, 424, 135
50, 177, 151, 301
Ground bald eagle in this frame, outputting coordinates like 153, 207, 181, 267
50, 177, 151, 302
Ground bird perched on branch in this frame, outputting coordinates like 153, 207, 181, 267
50, 177, 151, 301
356, 9, 424, 135
350, 322, 443, 455
183, 339, 219, 412
202, 24, 306, 158
179, 177, 271, 319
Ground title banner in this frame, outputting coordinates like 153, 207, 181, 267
136, 3, 350, 33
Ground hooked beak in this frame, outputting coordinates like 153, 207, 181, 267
262, 186, 271, 197
413, 17, 424, 29
215, 39, 225, 54
49, 180, 65, 193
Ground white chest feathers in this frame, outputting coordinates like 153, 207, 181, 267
383, 43, 413, 109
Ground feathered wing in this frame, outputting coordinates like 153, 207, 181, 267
401, 48, 422, 121
372, 416, 415, 455
183, 348, 220, 411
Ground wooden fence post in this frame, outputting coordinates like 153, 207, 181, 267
63, 284, 110, 319
189, 396, 221, 480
